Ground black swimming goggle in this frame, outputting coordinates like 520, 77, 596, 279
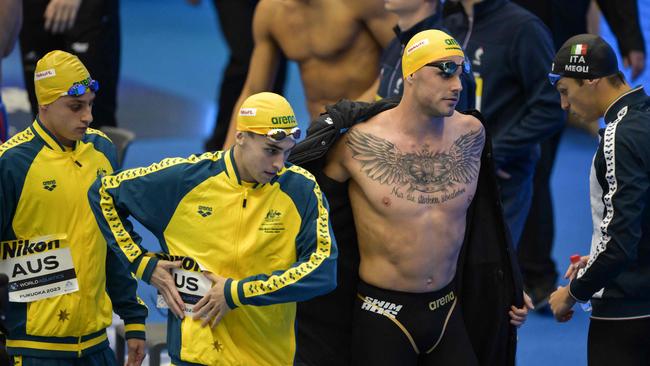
66, 79, 100, 97
265, 127, 301, 142
425, 60, 471, 77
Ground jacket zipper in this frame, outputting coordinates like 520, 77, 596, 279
233, 189, 248, 273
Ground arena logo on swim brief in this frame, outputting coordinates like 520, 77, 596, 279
428, 291, 455, 311
406, 39, 430, 55
239, 108, 257, 116
34, 68, 57, 81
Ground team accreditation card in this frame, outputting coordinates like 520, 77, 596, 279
155, 254, 213, 316
0, 234, 79, 302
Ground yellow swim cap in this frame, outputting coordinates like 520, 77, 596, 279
236, 92, 298, 134
34, 50, 93, 106
402, 29, 465, 78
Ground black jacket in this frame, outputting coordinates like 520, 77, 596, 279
443, 0, 564, 172
570, 87, 650, 319
289, 98, 524, 366
376, 12, 476, 111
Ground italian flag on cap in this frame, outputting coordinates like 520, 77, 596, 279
571, 44, 588, 55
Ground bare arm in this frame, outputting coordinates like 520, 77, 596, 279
222, 0, 282, 148
0, 0, 22, 58
323, 131, 353, 183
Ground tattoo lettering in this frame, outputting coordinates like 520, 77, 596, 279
346, 129, 483, 204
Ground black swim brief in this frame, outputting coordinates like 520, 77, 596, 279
351, 279, 478, 366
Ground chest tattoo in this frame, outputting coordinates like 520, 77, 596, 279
346, 129, 483, 205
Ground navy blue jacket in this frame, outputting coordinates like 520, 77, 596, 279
443, 0, 564, 171
377, 12, 475, 111
570, 87, 650, 319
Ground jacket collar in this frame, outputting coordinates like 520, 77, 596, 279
396, 11, 443, 45
604, 86, 646, 124
223, 147, 270, 189
30, 117, 77, 152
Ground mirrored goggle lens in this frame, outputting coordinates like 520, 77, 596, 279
548, 73, 561, 86
66, 79, 100, 96
427, 61, 469, 76
267, 127, 301, 141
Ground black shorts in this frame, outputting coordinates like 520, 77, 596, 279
352, 280, 478, 366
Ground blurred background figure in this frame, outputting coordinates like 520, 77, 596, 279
188, 0, 288, 151
443, 0, 565, 255
0, 0, 22, 143
221, 0, 397, 147
19, 0, 121, 129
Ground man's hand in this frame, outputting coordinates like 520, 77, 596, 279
509, 292, 534, 327
193, 272, 231, 328
150, 260, 185, 319
549, 285, 576, 322
623, 50, 645, 81
126, 338, 146, 366
44, 0, 82, 34
564, 255, 589, 280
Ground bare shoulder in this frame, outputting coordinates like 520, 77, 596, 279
254, 0, 283, 32
451, 111, 483, 131
350, 109, 394, 137
345, 0, 389, 19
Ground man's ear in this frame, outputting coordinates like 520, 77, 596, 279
235, 131, 246, 145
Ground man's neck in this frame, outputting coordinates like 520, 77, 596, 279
232, 144, 255, 183
392, 95, 446, 137
459, 0, 481, 18
601, 83, 633, 118
397, 2, 437, 32
38, 116, 75, 147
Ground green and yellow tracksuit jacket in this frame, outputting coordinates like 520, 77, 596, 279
89, 148, 338, 366
0, 119, 147, 358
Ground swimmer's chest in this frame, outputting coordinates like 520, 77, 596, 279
272, 1, 367, 60
345, 131, 479, 216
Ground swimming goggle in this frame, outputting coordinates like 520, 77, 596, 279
547, 73, 562, 86
64, 79, 100, 97
265, 127, 301, 142
425, 60, 471, 77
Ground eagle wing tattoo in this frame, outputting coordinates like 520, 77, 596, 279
346, 129, 409, 185
447, 129, 484, 184
346, 128, 484, 194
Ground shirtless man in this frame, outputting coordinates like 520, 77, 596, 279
323, 30, 530, 365
222, 0, 396, 147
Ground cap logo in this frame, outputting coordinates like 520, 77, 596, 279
444, 38, 462, 51
564, 64, 589, 73
239, 108, 257, 116
34, 69, 56, 81
406, 39, 429, 55
571, 44, 588, 55
271, 115, 296, 125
